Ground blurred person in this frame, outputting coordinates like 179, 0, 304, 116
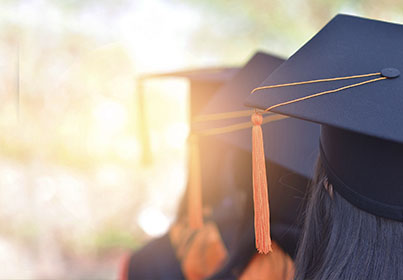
120, 65, 239, 280
245, 14, 403, 280
121, 51, 321, 280
202, 52, 319, 280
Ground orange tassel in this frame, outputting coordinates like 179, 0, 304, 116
118, 253, 130, 280
188, 135, 204, 229
251, 112, 272, 254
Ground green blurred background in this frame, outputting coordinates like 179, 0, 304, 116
0, 0, 402, 279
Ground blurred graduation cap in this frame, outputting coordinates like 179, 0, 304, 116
136, 66, 240, 232
193, 51, 320, 256
120, 67, 238, 280
136, 67, 238, 165
245, 15, 403, 224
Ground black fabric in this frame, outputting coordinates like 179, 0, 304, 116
267, 160, 308, 257
212, 198, 242, 251
320, 125, 403, 221
245, 14, 403, 221
208, 218, 256, 280
127, 233, 185, 280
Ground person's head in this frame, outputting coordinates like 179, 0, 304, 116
243, 15, 403, 280
295, 156, 403, 280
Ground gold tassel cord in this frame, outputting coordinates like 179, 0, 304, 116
250, 72, 387, 112
264, 77, 386, 112
251, 72, 381, 94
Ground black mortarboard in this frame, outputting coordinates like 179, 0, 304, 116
137, 67, 238, 165
137, 66, 240, 231
139, 67, 238, 118
245, 14, 403, 222
195, 51, 320, 256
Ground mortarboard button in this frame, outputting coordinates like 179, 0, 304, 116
381, 68, 400, 79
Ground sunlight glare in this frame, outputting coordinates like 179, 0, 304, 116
92, 100, 128, 134
138, 207, 170, 237
113, 136, 141, 161
95, 164, 124, 187
164, 122, 189, 149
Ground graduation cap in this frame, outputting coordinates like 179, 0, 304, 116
193, 52, 320, 255
136, 67, 238, 165
136, 66, 239, 231
245, 14, 403, 233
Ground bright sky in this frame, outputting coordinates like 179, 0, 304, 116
9, 0, 216, 73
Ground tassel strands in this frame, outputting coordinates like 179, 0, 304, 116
188, 135, 204, 229
251, 112, 272, 254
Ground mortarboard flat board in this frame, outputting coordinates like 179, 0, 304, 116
195, 51, 321, 257
245, 14, 403, 221
139, 67, 239, 118
137, 66, 239, 165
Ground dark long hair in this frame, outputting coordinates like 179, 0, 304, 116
295, 157, 403, 280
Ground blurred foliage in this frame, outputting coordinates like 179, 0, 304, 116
176, 0, 403, 63
3, 0, 130, 10
93, 227, 140, 252
55, 0, 128, 8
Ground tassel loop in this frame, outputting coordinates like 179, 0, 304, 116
251, 112, 263, 126
251, 112, 272, 254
